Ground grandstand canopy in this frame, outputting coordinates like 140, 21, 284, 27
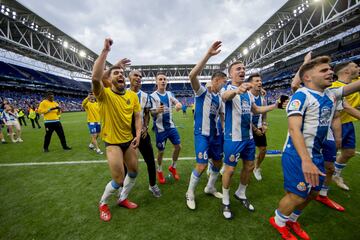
0, 0, 359, 81
0, 0, 111, 75
221, 0, 360, 70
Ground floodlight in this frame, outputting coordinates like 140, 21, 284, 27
63, 41, 69, 48
256, 38, 261, 45
243, 48, 249, 55
79, 50, 86, 57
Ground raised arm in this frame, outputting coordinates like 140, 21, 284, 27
343, 99, 360, 119
82, 96, 89, 109
343, 79, 360, 96
251, 102, 277, 114
92, 38, 112, 96
221, 83, 252, 102
291, 51, 312, 92
189, 41, 222, 92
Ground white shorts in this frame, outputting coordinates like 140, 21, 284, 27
5, 120, 21, 131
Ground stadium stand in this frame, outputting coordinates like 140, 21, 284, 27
261, 30, 360, 103
1, 30, 359, 111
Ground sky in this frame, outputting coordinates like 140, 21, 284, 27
17, 0, 286, 66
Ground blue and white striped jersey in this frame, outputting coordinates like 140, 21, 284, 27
326, 97, 344, 141
1, 111, 17, 123
194, 85, 222, 136
136, 90, 151, 125
283, 87, 343, 158
249, 92, 266, 128
150, 91, 179, 133
221, 85, 255, 141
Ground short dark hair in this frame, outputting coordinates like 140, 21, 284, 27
247, 73, 261, 82
228, 60, 244, 74
299, 56, 331, 81
333, 61, 352, 74
211, 71, 227, 80
45, 91, 54, 97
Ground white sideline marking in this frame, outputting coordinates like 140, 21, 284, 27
0, 155, 284, 167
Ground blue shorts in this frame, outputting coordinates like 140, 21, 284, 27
155, 128, 181, 151
341, 122, 356, 149
88, 122, 101, 134
322, 140, 336, 162
282, 152, 325, 198
223, 139, 255, 167
194, 134, 223, 164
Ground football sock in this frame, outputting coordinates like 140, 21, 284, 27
100, 180, 120, 205
319, 184, 329, 197
187, 169, 201, 193
235, 183, 247, 199
119, 173, 137, 202
206, 169, 219, 189
289, 209, 302, 222
275, 209, 289, 227
222, 187, 230, 205
334, 162, 346, 177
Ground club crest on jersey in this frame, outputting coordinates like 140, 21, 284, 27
319, 106, 331, 126
229, 154, 236, 162
288, 100, 301, 111
198, 152, 203, 159
297, 182, 307, 192
126, 99, 130, 105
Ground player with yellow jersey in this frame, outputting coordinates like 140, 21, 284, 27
82, 93, 103, 154
331, 61, 360, 191
93, 38, 141, 222
38, 92, 71, 152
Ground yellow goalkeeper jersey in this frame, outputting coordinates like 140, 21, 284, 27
82, 98, 100, 123
331, 79, 360, 123
95, 87, 140, 144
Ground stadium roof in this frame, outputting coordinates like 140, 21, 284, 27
0, 0, 111, 75
0, 0, 359, 80
221, 0, 360, 70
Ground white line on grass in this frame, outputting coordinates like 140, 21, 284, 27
2, 152, 360, 167
0, 155, 283, 167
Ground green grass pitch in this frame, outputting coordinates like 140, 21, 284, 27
0, 110, 359, 240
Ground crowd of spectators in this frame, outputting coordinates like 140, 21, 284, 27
0, 90, 84, 113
